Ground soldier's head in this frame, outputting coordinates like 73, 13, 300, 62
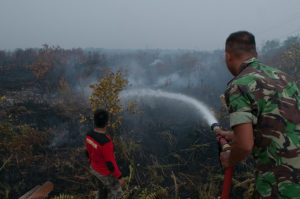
225, 31, 258, 76
94, 109, 109, 128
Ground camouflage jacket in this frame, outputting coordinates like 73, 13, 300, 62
225, 58, 300, 199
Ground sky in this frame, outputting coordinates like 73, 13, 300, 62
0, 0, 300, 51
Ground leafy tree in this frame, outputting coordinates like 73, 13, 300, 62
280, 37, 300, 85
261, 39, 280, 56
28, 44, 56, 80
57, 76, 72, 104
283, 36, 300, 47
89, 71, 128, 134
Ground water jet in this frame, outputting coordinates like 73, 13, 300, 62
121, 89, 218, 126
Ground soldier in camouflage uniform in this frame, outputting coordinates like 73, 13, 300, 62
216, 31, 300, 198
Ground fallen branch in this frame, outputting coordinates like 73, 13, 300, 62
0, 155, 13, 172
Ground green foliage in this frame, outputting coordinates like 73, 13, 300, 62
196, 173, 222, 199
283, 36, 300, 47
0, 122, 49, 198
57, 76, 72, 104
89, 71, 128, 132
10, 125, 48, 163
0, 123, 14, 155
0, 96, 6, 103
0, 123, 48, 166
137, 185, 168, 199
261, 40, 280, 55
50, 194, 75, 199
281, 38, 300, 85
198, 182, 219, 199
234, 178, 255, 199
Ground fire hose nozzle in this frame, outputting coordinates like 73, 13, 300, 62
211, 123, 231, 151
211, 124, 233, 199
211, 123, 221, 133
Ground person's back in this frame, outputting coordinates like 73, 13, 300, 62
86, 130, 121, 178
226, 57, 300, 198
86, 109, 124, 199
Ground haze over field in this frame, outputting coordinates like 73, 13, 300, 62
1, 1, 300, 198
1, 0, 300, 50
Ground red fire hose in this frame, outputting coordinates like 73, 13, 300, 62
211, 123, 234, 199
221, 167, 234, 199
218, 136, 233, 199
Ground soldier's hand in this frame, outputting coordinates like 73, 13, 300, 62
220, 150, 234, 167
118, 178, 124, 187
215, 130, 234, 141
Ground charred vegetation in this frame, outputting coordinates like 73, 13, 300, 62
0, 37, 300, 198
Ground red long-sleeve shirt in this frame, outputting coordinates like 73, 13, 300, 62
86, 130, 122, 178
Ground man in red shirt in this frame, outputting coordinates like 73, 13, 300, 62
86, 109, 124, 199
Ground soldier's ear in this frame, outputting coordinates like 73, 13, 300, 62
225, 52, 236, 76
225, 52, 232, 66
225, 52, 231, 61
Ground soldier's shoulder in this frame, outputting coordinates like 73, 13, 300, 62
233, 62, 284, 86
230, 71, 257, 89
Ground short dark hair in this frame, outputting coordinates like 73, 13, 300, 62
226, 31, 257, 58
94, 109, 109, 128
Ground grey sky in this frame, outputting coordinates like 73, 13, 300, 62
1, 0, 300, 51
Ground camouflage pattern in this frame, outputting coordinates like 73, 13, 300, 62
225, 58, 300, 199
90, 166, 123, 199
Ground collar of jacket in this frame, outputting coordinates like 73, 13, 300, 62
237, 57, 257, 75
226, 57, 258, 86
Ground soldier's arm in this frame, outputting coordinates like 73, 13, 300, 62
222, 81, 257, 167
220, 123, 254, 167
230, 123, 254, 163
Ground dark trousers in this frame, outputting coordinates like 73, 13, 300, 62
90, 166, 123, 199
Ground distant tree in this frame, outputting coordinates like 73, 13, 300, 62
0, 50, 7, 66
283, 36, 300, 47
12, 48, 37, 68
57, 76, 72, 104
23, 48, 38, 66
280, 38, 300, 85
28, 45, 70, 92
28, 45, 57, 79
261, 40, 280, 55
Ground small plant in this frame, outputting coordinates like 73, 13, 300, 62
0, 96, 6, 103
137, 185, 169, 199
50, 194, 75, 199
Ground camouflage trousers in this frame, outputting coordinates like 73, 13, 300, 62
90, 166, 123, 199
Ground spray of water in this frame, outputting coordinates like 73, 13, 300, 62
121, 89, 218, 126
